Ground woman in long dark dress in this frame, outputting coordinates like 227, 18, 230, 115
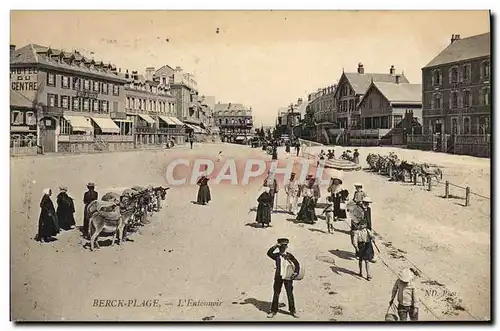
196, 166, 211, 205
285, 140, 291, 153
256, 187, 273, 227
56, 186, 76, 230
36, 188, 59, 242
296, 179, 318, 224
327, 177, 349, 220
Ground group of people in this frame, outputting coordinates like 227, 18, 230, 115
36, 182, 100, 243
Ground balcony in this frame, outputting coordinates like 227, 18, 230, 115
110, 111, 127, 119
42, 106, 66, 117
135, 126, 157, 134
424, 109, 444, 117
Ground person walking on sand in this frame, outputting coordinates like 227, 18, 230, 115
321, 196, 335, 234
361, 196, 373, 230
256, 187, 273, 228
56, 186, 75, 230
267, 238, 300, 318
352, 183, 367, 206
83, 182, 98, 239
295, 140, 301, 157
188, 132, 194, 149
327, 177, 349, 221
389, 268, 419, 321
196, 165, 211, 205
353, 222, 375, 281
36, 188, 59, 242
263, 172, 279, 210
353, 148, 360, 164
296, 177, 318, 224
285, 172, 299, 215
285, 140, 291, 153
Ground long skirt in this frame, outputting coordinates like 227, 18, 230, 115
285, 145, 291, 153
256, 203, 272, 225
296, 196, 317, 223
197, 185, 211, 205
356, 241, 375, 261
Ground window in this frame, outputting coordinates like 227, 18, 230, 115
463, 90, 471, 107
433, 93, 441, 109
93, 81, 100, 92
83, 98, 90, 111
92, 100, 99, 112
113, 85, 119, 96
84, 79, 90, 90
11, 111, 22, 124
47, 94, 58, 107
342, 100, 347, 112
462, 64, 470, 81
113, 101, 118, 112
450, 67, 458, 83
481, 61, 490, 79
484, 88, 490, 106
72, 97, 80, 111
393, 115, 403, 126
60, 118, 71, 135
451, 91, 458, 109
451, 117, 458, 134
463, 116, 470, 134
73, 77, 81, 90
61, 96, 70, 109
102, 82, 108, 94
432, 69, 441, 86
47, 73, 55, 86
101, 100, 109, 113
61, 76, 69, 88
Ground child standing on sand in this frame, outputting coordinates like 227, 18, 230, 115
322, 196, 335, 234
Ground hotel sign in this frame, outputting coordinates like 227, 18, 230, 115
10, 68, 38, 93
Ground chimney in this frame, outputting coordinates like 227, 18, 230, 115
298, 98, 303, 105
145, 66, 155, 81
390, 65, 395, 75
357, 63, 364, 74
118, 68, 121, 73
175, 66, 182, 72
10, 44, 15, 58
451, 34, 461, 44
395, 75, 400, 84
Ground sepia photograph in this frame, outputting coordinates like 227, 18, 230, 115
8, 8, 492, 323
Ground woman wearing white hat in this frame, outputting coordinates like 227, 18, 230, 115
389, 268, 419, 321
327, 176, 349, 221
352, 222, 375, 281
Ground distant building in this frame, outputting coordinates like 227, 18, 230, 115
277, 98, 307, 137
10, 43, 130, 154
123, 69, 184, 146
213, 103, 254, 143
356, 81, 422, 145
154, 65, 206, 135
417, 32, 490, 156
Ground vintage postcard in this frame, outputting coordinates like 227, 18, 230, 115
9, 10, 491, 322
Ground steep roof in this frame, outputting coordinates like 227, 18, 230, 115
214, 103, 251, 116
343, 72, 410, 95
424, 32, 490, 68
373, 82, 422, 104
10, 43, 125, 81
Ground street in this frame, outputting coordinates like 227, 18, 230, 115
10, 142, 490, 321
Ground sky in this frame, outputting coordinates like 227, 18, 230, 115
10, 10, 490, 126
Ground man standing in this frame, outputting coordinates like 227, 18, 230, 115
285, 173, 299, 215
267, 238, 300, 318
295, 140, 301, 157
389, 268, 419, 321
188, 132, 194, 149
83, 182, 98, 239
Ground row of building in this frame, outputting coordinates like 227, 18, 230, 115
10, 43, 254, 155
277, 32, 491, 157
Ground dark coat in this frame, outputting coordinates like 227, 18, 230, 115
197, 176, 211, 204
272, 146, 278, 160
56, 192, 75, 230
363, 206, 372, 230
256, 191, 273, 224
296, 194, 317, 223
37, 195, 59, 240
331, 189, 349, 219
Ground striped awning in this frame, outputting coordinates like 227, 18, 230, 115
137, 113, 155, 124
91, 117, 120, 134
113, 119, 133, 123
63, 115, 93, 132
169, 117, 184, 125
185, 124, 202, 133
158, 115, 176, 125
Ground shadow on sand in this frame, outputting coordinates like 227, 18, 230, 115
239, 298, 287, 314
330, 265, 361, 279
329, 249, 356, 260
